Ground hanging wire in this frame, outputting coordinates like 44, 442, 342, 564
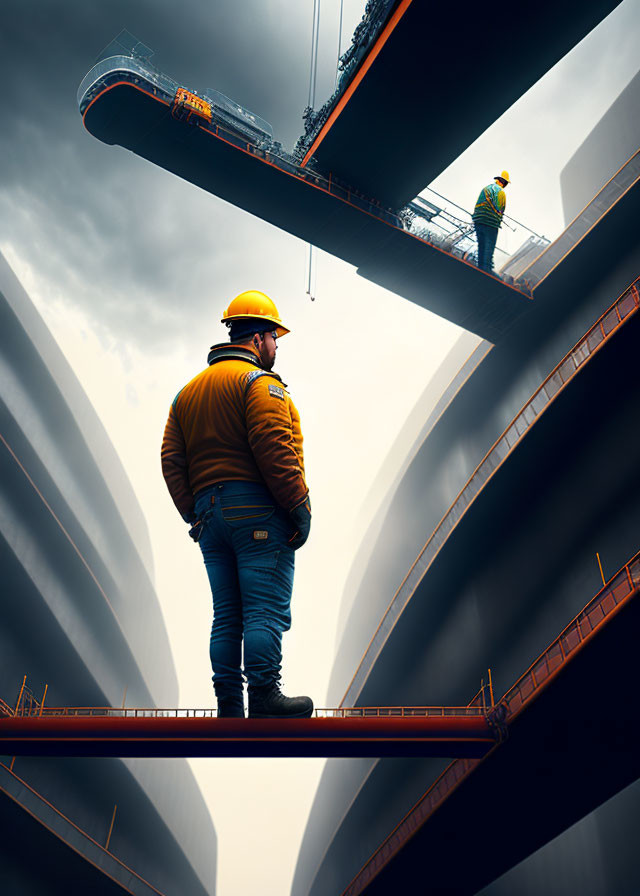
335, 0, 344, 87
307, 0, 321, 109
306, 244, 316, 301
306, 0, 321, 301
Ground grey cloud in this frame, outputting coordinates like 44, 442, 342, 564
0, 144, 293, 349
2, 0, 636, 351
1, 0, 335, 349
1, 1, 313, 134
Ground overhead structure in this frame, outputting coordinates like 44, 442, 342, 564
77, 1, 630, 341
297, 0, 623, 208
79, 66, 534, 341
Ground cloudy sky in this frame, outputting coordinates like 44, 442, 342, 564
1, 1, 639, 893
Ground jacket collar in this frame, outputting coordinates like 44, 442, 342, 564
207, 343, 262, 367
207, 343, 286, 385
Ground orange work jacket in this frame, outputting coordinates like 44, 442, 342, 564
161, 343, 308, 520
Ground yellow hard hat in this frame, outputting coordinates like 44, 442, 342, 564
495, 170, 511, 184
221, 290, 290, 337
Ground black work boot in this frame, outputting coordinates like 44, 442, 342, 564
216, 696, 245, 718
248, 683, 313, 719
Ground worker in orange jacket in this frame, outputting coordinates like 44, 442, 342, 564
161, 291, 313, 718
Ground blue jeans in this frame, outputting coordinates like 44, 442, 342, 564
474, 222, 499, 273
194, 481, 296, 702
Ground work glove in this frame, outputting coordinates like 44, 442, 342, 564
188, 519, 204, 543
288, 497, 311, 550
182, 509, 203, 542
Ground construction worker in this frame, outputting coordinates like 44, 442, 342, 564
161, 290, 313, 719
472, 170, 510, 273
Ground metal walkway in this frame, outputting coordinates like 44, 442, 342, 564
79, 78, 532, 342
0, 702, 501, 759
77, 50, 640, 343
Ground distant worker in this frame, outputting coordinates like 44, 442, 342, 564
472, 170, 510, 273
161, 291, 313, 719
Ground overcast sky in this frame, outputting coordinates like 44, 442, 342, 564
2, 1, 639, 894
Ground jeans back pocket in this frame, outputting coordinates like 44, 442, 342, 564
221, 504, 275, 524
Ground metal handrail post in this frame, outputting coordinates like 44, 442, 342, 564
14, 676, 27, 716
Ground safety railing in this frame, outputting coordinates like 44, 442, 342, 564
77, 55, 178, 112
521, 149, 640, 289
342, 752, 482, 896
202, 87, 274, 139
206, 125, 540, 291
505, 550, 640, 717
342, 278, 640, 707
8, 671, 494, 720
13, 704, 489, 720
342, 548, 640, 896
404, 188, 549, 282
316, 706, 487, 718
14, 680, 45, 718
15, 706, 217, 719
78, 54, 545, 292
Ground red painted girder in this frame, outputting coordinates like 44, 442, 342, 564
0, 715, 495, 758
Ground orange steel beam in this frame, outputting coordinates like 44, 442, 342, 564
301, 0, 413, 167
0, 714, 496, 759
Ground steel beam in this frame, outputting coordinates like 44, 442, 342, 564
0, 714, 496, 759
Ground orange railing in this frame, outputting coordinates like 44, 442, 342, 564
504, 550, 640, 718
0, 697, 14, 718
13, 703, 489, 720
341, 548, 640, 896
342, 277, 640, 707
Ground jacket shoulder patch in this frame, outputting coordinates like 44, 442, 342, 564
268, 384, 285, 401
245, 369, 267, 388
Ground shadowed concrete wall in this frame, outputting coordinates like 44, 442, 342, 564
0, 251, 216, 895
293, 210, 640, 895
560, 69, 640, 224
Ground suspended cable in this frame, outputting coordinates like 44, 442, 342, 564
306, 0, 321, 301
335, 0, 344, 87
306, 243, 316, 301
307, 0, 321, 109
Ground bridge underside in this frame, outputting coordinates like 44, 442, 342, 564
303, 0, 622, 208
84, 84, 532, 342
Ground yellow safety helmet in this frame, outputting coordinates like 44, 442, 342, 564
221, 290, 290, 337
495, 169, 511, 185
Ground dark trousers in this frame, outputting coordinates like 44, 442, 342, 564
474, 222, 499, 273
194, 481, 295, 703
